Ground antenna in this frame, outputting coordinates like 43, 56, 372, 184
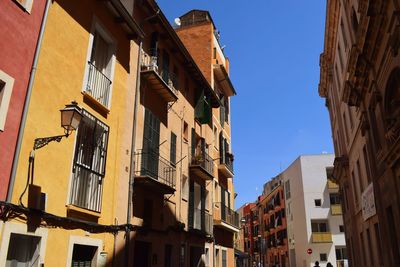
174, 18, 181, 27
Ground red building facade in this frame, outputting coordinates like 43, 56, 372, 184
261, 186, 288, 267
0, 0, 46, 200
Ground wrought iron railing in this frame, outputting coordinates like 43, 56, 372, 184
215, 202, 239, 228
160, 69, 178, 96
69, 165, 103, 212
220, 153, 234, 174
85, 61, 112, 107
141, 48, 158, 72
134, 149, 176, 189
190, 149, 214, 177
190, 207, 213, 235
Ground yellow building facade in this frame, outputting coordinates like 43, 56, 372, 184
0, 0, 141, 266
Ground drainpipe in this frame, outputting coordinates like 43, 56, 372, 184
7, 0, 52, 202
125, 40, 142, 267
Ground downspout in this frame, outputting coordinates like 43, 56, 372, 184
125, 40, 142, 266
7, 0, 52, 202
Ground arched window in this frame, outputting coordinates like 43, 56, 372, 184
384, 67, 400, 142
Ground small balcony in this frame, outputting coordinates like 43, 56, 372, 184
327, 179, 339, 190
218, 153, 234, 177
311, 232, 332, 243
84, 61, 112, 108
189, 149, 214, 180
189, 208, 213, 236
140, 49, 178, 102
133, 150, 176, 194
331, 204, 343, 215
213, 202, 240, 232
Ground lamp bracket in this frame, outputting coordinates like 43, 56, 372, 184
33, 134, 69, 150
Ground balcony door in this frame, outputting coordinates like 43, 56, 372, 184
142, 108, 160, 179
189, 180, 206, 231
194, 182, 201, 229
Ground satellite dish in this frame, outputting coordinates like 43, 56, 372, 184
174, 18, 181, 26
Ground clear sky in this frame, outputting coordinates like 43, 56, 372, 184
156, 0, 333, 208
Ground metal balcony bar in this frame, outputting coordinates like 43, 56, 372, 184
140, 49, 178, 101
85, 61, 112, 107
69, 165, 103, 213
135, 149, 176, 189
190, 149, 214, 177
215, 202, 239, 227
220, 153, 234, 174
190, 208, 213, 235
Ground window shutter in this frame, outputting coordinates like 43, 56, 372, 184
220, 96, 225, 128
191, 128, 196, 158
188, 179, 194, 229
201, 185, 205, 231
219, 132, 225, 164
221, 186, 226, 220
170, 132, 177, 165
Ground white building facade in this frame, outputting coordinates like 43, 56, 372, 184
281, 154, 347, 267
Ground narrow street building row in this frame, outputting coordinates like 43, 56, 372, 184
0, 1, 239, 266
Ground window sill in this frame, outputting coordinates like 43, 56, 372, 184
66, 204, 101, 222
82, 92, 110, 117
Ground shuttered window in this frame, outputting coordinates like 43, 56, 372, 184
141, 109, 160, 177
170, 132, 177, 165
70, 110, 109, 212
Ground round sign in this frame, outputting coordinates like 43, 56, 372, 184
307, 248, 312, 255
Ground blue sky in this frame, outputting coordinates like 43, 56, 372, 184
157, 0, 332, 208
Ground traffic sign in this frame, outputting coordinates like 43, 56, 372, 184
307, 248, 312, 255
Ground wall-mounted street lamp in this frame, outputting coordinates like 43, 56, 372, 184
19, 101, 83, 208
33, 101, 83, 150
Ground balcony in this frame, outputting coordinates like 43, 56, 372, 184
133, 150, 176, 194
140, 50, 178, 102
189, 149, 214, 180
218, 153, 234, 177
189, 208, 213, 236
331, 204, 343, 215
213, 202, 240, 232
311, 232, 332, 243
327, 179, 339, 190
84, 61, 112, 108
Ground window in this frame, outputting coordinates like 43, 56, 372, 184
213, 126, 218, 150
222, 250, 227, 267
0, 71, 14, 131
164, 244, 172, 267
69, 110, 109, 212
319, 253, 327, 262
6, 233, 41, 266
170, 132, 177, 165
329, 193, 341, 205
183, 121, 188, 142
339, 225, 345, 232
179, 244, 185, 267
205, 248, 210, 267
374, 223, 384, 265
84, 24, 116, 108
182, 175, 188, 200
205, 190, 210, 211
285, 180, 291, 199
311, 221, 329, 232
314, 199, 322, 207
335, 247, 348, 262
71, 244, 97, 267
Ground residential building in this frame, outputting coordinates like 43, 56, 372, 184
235, 204, 249, 267
0, 0, 142, 266
281, 154, 346, 267
319, 0, 400, 266
242, 202, 256, 266
176, 9, 239, 267
129, 2, 222, 266
260, 182, 289, 267
0, 0, 47, 201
